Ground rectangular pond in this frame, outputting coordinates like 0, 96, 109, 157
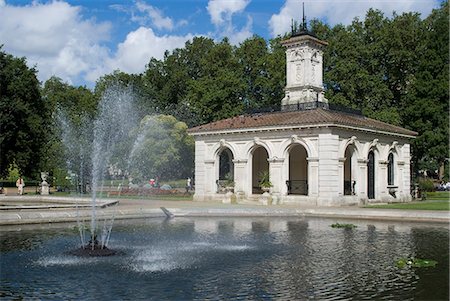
1, 217, 448, 300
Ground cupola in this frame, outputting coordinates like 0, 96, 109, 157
281, 5, 328, 111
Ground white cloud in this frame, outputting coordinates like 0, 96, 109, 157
0, 1, 111, 85
0, 0, 5, 7
0, 1, 195, 86
206, 0, 253, 45
207, 0, 250, 25
269, 0, 440, 37
87, 27, 194, 82
134, 1, 174, 31
227, 15, 253, 45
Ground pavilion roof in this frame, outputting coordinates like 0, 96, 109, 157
188, 108, 417, 138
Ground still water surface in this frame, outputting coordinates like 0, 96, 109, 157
1, 217, 448, 300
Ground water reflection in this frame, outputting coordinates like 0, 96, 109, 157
0, 217, 448, 300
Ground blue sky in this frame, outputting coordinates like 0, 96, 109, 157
0, 0, 441, 88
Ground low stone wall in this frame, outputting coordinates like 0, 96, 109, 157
1, 186, 44, 196
107, 188, 182, 197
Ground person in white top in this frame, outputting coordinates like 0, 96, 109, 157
16, 177, 25, 195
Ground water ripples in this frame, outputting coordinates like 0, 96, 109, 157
1, 217, 448, 300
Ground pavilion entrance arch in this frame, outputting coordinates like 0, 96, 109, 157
215, 147, 234, 193
386, 148, 402, 198
251, 146, 269, 194
367, 150, 375, 199
287, 144, 309, 195
343, 144, 358, 195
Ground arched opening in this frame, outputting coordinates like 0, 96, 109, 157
387, 153, 394, 186
343, 145, 356, 195
252, 146, 269, 194
287, 144, 308, 195
367, 151, 375, 199
217, 148, 234, 193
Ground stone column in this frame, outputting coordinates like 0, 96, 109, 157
317, 133, 339, 205
268, 157, 284, 194
193, 141, 206, 201
397, 160, 405, 199
307, 157, 319, 197
378, 160, 388, 201
233, 159, 248, 200
337, 158, 345, 196
268, 157, 284, 205
204, 160, 215, 194
357, 159, 368, 200
401, 144, 412, 201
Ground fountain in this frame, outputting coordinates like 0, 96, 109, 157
59, 83, 139, 256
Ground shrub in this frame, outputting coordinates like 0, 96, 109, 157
417, 178, 434, 192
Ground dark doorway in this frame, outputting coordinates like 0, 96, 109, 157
288, 144, 308, 195
343, 145, 355, 195
252, 146, 269, 194
219, 149, 233, 180
367, 151, 375, 199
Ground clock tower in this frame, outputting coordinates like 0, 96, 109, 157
281, 14, 328, 111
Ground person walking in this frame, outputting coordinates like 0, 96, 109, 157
16, 177, 25, 195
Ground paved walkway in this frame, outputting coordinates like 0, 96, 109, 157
0, 195, 449, 225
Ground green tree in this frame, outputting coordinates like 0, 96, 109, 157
317, 10, 397, 124
235, 35, 286, 110
186, 38, 246, 124
42, 76, 97, 191
142, 37, 217, 126
401, 2, 449, 175
128, 114, 194, 182
94, 70, 149, 120
0, 48, 51, 178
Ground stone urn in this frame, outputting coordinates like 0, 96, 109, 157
261, 186, 271, 194
259, 186, 272, 205
222, 186, 235, 204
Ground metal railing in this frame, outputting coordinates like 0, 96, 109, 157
286, 180, 308, 195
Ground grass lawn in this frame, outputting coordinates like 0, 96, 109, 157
365, 191, 449, 210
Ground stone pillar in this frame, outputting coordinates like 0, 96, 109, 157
401, 144, 412, 201
204, 160, 215, 194
233, 159, 248, 198
307, 157, 319, 197
193, 141, 206, 201
397, 160, 405, 200
317, 134, 339, 205
337, 158, 345, 196
378, 160, 388, 201
357, 159, 368, 201
268, 157, 284, 197
269, 158, 284, 205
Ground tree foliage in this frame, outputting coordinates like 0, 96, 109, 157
128, 114, 194, 182
41, 76, 97, 189
0, 48, 51, 178
1, 3, 447, 182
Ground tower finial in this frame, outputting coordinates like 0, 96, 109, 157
302, 2, 307, 31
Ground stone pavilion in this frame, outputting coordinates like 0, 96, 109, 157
188, 22, 417, 206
